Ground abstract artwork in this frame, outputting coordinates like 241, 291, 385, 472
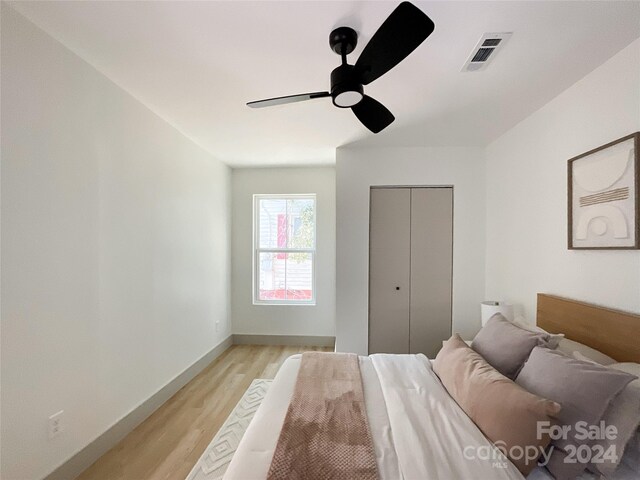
568, 133, 639, 249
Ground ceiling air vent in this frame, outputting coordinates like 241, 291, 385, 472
462, 32, 512, 72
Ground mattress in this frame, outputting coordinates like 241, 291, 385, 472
224, 353, 525, 480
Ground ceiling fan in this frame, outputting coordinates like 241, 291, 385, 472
246, 2, 435, 134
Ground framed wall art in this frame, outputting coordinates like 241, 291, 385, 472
568, 132, 639, 249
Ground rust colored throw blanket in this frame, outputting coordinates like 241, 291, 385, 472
267, 352, 379, 480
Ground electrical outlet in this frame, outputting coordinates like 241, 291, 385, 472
48, 410, 64, 439
215, 320, 220, 332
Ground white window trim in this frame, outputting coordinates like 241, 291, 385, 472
253, 193, 317, 306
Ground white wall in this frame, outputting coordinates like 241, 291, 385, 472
485, 39, 640, 319
335, 147, 486, 355
231, 168, 336, 337
1, 7, 231, 480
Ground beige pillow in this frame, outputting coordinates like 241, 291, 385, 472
556, 338, 616, 365
434, 334, 561, 475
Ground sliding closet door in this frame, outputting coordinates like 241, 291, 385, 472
409, 188, 453, 357
369, 188, 411, 354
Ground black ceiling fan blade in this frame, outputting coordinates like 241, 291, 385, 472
247, 91, 330, 108
351, 95, 395, 133
354, 2, 435, 85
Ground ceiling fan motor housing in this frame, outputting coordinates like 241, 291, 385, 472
330, 64, 364, 108
329, 26, 358, 55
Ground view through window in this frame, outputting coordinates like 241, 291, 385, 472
254, 194, 316, 304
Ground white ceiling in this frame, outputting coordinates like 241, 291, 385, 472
9, 1, 640, 167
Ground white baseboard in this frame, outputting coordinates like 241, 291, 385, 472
232, 334, 336, 347
43, 333, 334, 480
44, 335, 233, 480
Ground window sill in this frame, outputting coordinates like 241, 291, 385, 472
253, 302, 316, 307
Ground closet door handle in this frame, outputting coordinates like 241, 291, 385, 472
395, 286, 400, 290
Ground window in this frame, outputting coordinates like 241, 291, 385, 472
254, 194, 316, 305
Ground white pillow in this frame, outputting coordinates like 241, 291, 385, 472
558, 338, 616, 365
511, 315, 564, 348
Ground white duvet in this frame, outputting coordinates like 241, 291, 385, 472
224, 353, 527, 480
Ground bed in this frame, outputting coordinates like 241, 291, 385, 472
224, 294, 640, 480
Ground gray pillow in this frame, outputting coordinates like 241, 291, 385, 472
570, 356, 640, 476
471, 313, 549, 380
591, 363, 640, 477
621, 431, 640, 472
512, 315, 565, 349
515, 347, 636, 480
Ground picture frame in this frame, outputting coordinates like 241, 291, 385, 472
568, 132, 640, 250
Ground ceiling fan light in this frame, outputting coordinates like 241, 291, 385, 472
330, 64, 364, 108
334, 90, 364, 108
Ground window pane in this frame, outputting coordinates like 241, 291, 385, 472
258, 252, 313, 302
258, 198, 286, 249
286, 252, 313, 301
287, 198, 315, 249
258, 252, 285, 300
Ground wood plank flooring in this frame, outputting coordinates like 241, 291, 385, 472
76, 344, 332, 480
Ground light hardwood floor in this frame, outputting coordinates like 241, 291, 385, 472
77, 344, 331, 480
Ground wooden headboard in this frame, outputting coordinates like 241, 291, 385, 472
537, 294, 640, 363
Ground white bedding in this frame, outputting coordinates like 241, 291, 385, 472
224, 353, 525, 480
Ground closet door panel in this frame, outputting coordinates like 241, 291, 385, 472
369, 188, 411, 354
409, 188, 453, 357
